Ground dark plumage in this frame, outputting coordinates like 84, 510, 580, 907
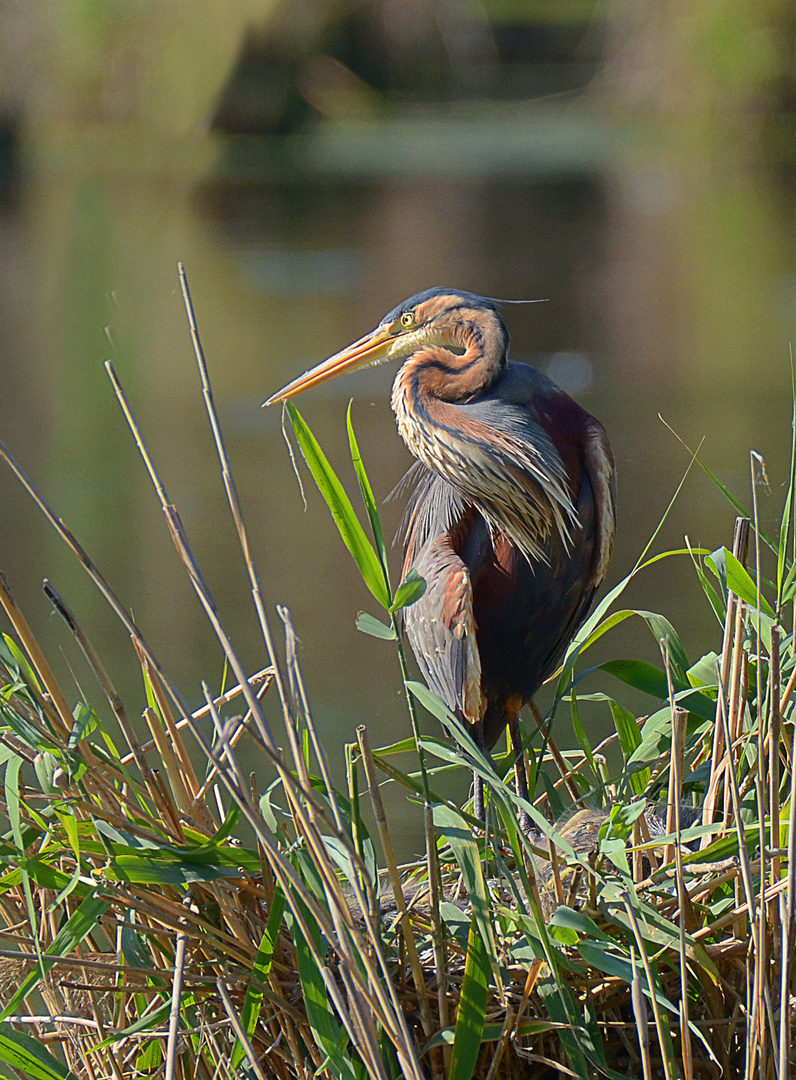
266, 289, 616, 822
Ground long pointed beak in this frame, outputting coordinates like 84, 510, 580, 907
263, 324, 396, 406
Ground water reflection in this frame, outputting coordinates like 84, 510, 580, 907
0, 120, 794, 855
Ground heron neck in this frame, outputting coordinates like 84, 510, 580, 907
390, 351, 497, 478
401, 313, 506, 404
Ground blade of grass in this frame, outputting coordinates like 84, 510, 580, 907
660, 417, 777, 554
287, 401, 389, 609
0, 1023, 79, 1080
449, 915, 490, 1080
346, 400, 390, 593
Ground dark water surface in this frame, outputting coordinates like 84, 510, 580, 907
1, 119, 795, 853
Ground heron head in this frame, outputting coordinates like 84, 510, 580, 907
263, 288, 512, 406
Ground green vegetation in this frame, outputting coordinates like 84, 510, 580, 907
0, 272, 793, 1078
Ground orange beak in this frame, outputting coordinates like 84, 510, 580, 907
263, 324, 397, 406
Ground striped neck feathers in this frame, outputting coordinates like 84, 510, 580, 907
391, 374, 579, 565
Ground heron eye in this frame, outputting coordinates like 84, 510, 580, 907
400, 312, 415, 328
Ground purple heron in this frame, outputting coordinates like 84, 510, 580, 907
266, 288, 616, 823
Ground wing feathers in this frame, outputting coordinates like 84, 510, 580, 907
402, 530, 485, 726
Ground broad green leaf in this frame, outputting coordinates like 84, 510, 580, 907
549, 907, 613, 943
779, 556, 796, 605
120, 912, 156, 972
535, 971, 592, 1078
346, 401, 390, 589
439, 902, 471, 948
706, 547, 775, 617
68, 702, 99, 751
355, 612, 396, 640
635, 611, 689, 679
0, 1023, 78, 1080
0, 636, 41, 695
4, 757, 39, 974
389, 568, 427, 612
108, 857, 243, 885
600, 835, 630, 875
569, 690, 597, 778
433, 804, 497, 979
449, 916, 490, 1080
600, 658, 669, 699
231, 887, 287, 1071
606, 698, 649, 796
287, 402, 389, 609
687, 652, 719, 688
288, 904, 364, 1080
371, 735, 417, 755
598, 662, 716, 722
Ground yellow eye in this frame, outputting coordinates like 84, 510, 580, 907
400, 312, 415, 327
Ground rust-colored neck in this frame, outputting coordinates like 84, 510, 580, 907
400, 306, 507, 403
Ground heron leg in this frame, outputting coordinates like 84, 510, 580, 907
508, 701, 531, 832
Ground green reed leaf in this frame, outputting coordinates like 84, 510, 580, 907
355, 611, 396, 640
287, 402, 389, 609
0, 1023, 78, 1080
449, 915, 490, 1080
389, 568, 427, 612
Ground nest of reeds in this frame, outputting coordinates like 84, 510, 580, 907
0, 267, 793, 1080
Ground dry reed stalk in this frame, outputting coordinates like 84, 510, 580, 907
356, 726, 435, 1043
749, 453, 770, 1080
149, 767, 185, 838
779, 707, 796, 1073
0, 571, 73, 740
43, 578, 156, 788
546, 834, 565, 908
632, 818, 644, 883
273, 617, 423, 1076
629, 945, 653, 1080
137, 647, 203, 802
702, 516, 749, 839
670, 702, 693, 1075
120, 667, 273, 765
722, 600, 748, 827
142, 705, 195, 818
178, 265, 295, 732
635, 810, 659, 876
216, 977, 269, 1080
165, 903, 189, 1080
769, 626, 783, 947
622, 894, 674, 1080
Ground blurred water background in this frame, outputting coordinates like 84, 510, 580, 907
0, 1, 795, 850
